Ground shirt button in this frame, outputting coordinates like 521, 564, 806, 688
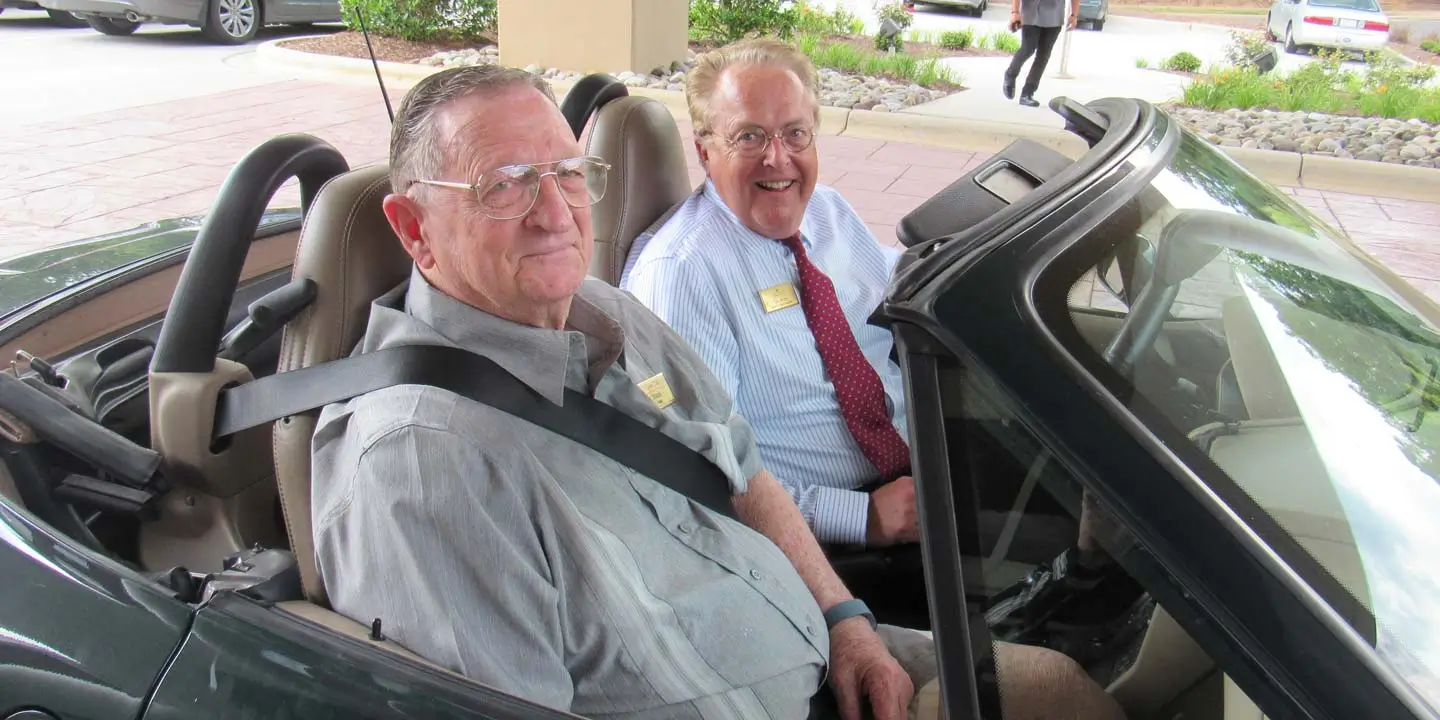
806, 624, 817, 636
678, 522, 692, 534
750, 569, 763, 580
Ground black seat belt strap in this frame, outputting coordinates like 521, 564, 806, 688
213, 344, 738, 521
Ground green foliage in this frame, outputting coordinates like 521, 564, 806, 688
1181, 50, 1440, 121
1223, 29, 1269, 70
794, 0, 865, 36
1422, 36, 1440, 54
1135, 57, 1150, 69
938, 28, 974, 50
875, 32, 904, 52
875, 1, 914, 30
1161, 51, 1203, 73
341, 0, 495, 42
796, 33, 960, 88
688, 0, 799, 44
990, 29, 1021, 53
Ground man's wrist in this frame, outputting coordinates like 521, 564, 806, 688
824, 598, 877, 631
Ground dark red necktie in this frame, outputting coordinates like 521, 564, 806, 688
779, 233, 911, 480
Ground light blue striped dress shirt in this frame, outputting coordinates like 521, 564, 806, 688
620, 180, 908, 546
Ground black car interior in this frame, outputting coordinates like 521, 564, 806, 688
0, 76, 1306, 720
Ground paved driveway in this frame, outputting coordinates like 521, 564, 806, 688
1, 14, 1438, 303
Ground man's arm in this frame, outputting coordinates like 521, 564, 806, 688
314, 422, 572, 709
733, 469, 914, 720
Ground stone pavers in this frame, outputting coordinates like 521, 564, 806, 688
2, 78, 1439, 305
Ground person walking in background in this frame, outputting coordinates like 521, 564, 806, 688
1002, 0, 1077, 107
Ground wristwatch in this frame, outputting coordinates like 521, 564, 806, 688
823, 599, 877, 630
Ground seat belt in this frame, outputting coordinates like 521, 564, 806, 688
212, 343, 738, 522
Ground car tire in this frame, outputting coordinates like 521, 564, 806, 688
1284, 23, 1299, 53
1093, 17, 1104, 30
201, 0, 260, 44
85, 15, 140, 35
46, 8, 89, 27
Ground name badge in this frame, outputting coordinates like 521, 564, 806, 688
759, 283, 800, 313
637, 373, 676, 410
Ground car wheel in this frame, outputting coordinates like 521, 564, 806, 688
1284, 23, 1299, 53
1094, 17, 1104, 30
46, 8, 89, 27
86, 15, 140, 35
1264, 13, 1277, 41
201, 0, 259, 44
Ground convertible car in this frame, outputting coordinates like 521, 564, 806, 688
2, 75, 1437, 720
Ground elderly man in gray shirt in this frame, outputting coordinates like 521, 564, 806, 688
310, 64, 1126, 720
1003, 0, 1079, 106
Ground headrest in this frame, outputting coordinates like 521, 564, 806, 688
584, 95, 692, 285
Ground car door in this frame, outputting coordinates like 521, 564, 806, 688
882, 98, 1431, 720
0, 494, 191, 720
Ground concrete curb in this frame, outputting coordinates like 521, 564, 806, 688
256, 37, 1440, 202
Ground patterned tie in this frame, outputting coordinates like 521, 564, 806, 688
779, 233, 911, 480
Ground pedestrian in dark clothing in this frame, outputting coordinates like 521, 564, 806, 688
1002, 0, 1077, 107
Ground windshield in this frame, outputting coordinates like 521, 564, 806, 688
1054, 122, 1440, 714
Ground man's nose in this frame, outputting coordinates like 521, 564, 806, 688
524, 174, 575, 231
761, 135, 791, 168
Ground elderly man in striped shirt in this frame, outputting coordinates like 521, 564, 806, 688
620, 38, 1129, 719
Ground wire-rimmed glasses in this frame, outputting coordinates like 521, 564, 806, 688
412, 155, 612, 220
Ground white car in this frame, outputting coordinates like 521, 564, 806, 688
1266, 0, 1391, 54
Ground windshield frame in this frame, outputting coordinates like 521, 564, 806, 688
1018, 111, 1439, 720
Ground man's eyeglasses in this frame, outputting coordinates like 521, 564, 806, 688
706, 124, 816, 157
412, 156, 612, 220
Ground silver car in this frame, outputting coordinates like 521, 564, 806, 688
35, 0, 338, 44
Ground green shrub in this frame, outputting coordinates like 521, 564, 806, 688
797, 35, 960, 88
997, 31, 1021, 53
1422, 36, 1440, 54
1135, 57, 1150, 69
1181, 55, 1440, 121
1161, 51, 1203, 73
794, 0, 864, 36
1223, 29, 1269, 70
938, 28, 974, 50
689, 0, 798, 44
875, 1, 914, 30
341, 0, 494, 42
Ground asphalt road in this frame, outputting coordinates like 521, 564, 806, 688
0, 9, 336, 128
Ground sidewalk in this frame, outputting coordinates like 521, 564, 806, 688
2, 77, 1439, 303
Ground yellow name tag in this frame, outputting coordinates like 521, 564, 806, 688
759, 283, 800, 313
637, 373, 676, 410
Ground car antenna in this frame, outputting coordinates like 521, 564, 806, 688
354, 6, 395, 124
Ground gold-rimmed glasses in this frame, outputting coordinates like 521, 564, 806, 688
702, 124, 817, 157
412, 155, 612, 220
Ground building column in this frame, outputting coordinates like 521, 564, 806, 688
497, 0, 688, 76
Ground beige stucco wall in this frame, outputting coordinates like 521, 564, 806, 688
498, 0, 688, 75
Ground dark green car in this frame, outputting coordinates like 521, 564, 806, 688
2, 81, 1438, 720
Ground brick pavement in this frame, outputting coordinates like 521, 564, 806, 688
2, 78, 1439, 302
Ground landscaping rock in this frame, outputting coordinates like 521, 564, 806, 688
414, 46, 952, 113
1164, 106, 1440, 168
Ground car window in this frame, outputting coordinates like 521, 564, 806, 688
1049, 131, 1440, 715
1308, 0, 1381, 11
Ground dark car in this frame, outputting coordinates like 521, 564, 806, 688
1078, 0, 1107, 29
1, 77, 1437, 720
33, 0, 337, 44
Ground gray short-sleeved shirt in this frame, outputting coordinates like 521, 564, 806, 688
1022, 0, 1067, 27
311, 267, 829, 719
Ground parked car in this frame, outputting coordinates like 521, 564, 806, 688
908, 0, 990, 18
1266, 0, 1391, 54
0, 0, 87, 26
1078, 0, 1107, 29
34, 0, 338, 44
1, 77, 1438, 720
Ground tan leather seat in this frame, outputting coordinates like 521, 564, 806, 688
582, 95, 693, 285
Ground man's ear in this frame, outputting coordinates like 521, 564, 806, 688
382, 193, 436, 270
694, 138, 710, 172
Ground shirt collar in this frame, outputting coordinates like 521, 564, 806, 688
366, 266, 625, 405
700, 178, 815, 251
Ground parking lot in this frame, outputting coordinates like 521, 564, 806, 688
2, 6, 1439, 300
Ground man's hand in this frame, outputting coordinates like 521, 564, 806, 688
1009, 10, 1023, 31
1067, 11, 1079, 28
828, 618, 914, 720
866, 476, 919, 547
